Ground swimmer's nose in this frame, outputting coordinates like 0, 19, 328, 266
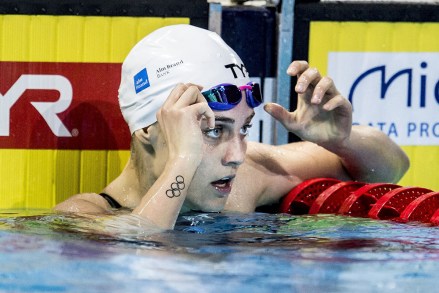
222, 135, 246, 167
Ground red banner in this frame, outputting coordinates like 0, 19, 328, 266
0, 62, 130, 150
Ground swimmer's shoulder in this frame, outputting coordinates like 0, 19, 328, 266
53, 192, 116, 214
245, 140, 312, 166
246, 140, 334, 167
242, 141, 313, 207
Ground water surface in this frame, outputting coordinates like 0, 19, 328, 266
0, 210, 438, 292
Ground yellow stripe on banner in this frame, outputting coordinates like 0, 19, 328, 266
26, 150, 55, 208
309, 21, 439, 190
0, 15, 189, 209
0, 15, 189, 63
0, 149, 131, 209
0, 150, 27, 208
309, 22, 439, 75
54, 150, 80, 206
399, 146, 439, 191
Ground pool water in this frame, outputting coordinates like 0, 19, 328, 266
0, 210, 438, 292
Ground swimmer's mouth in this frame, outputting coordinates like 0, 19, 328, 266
211, 176, 235, 195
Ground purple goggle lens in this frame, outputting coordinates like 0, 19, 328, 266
201, 82, 263, 110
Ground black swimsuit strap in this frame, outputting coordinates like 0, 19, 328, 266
99, 192, 122, 209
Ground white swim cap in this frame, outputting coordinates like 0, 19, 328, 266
118, 24, 251, 134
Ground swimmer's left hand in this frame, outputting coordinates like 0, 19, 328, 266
264, 60, 352, 148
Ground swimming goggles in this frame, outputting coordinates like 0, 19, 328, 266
201, 82, 263, 110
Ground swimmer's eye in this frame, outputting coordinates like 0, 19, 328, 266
204, 127, 222, 139
240, 124, 252, 136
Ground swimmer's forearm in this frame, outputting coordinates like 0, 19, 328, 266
329, 125, 409, 183
132, 156, 198, 229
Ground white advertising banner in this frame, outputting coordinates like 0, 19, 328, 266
328, 53, 439, 146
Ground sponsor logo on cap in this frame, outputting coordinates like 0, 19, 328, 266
134, 68, 150, 94
225, 63, 248, 78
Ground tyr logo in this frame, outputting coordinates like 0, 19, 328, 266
0, 74, 73, 137
224, 63, 248, 78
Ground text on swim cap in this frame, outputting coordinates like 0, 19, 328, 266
134, 68, 150, 94
156, 59, 184, 79
224, 63, 248, 78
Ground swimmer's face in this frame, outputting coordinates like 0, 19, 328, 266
183, 95, 255, 212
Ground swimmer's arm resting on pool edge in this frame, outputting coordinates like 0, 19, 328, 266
244, 124, 410, 211
250, 61, 409, 207
266, 61, 408, 182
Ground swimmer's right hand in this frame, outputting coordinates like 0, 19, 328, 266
156, 83, 215, 162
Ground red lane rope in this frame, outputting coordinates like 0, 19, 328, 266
279, 178, 438, 226
430, 209, 439, 225
368, 187, 432, 220
309, 181, 365, 214
339, 183, 401, 217
279, 178, 340, 214
399, 191, 439, 223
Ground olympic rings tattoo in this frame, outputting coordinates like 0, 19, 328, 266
166, 175, 185, 198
